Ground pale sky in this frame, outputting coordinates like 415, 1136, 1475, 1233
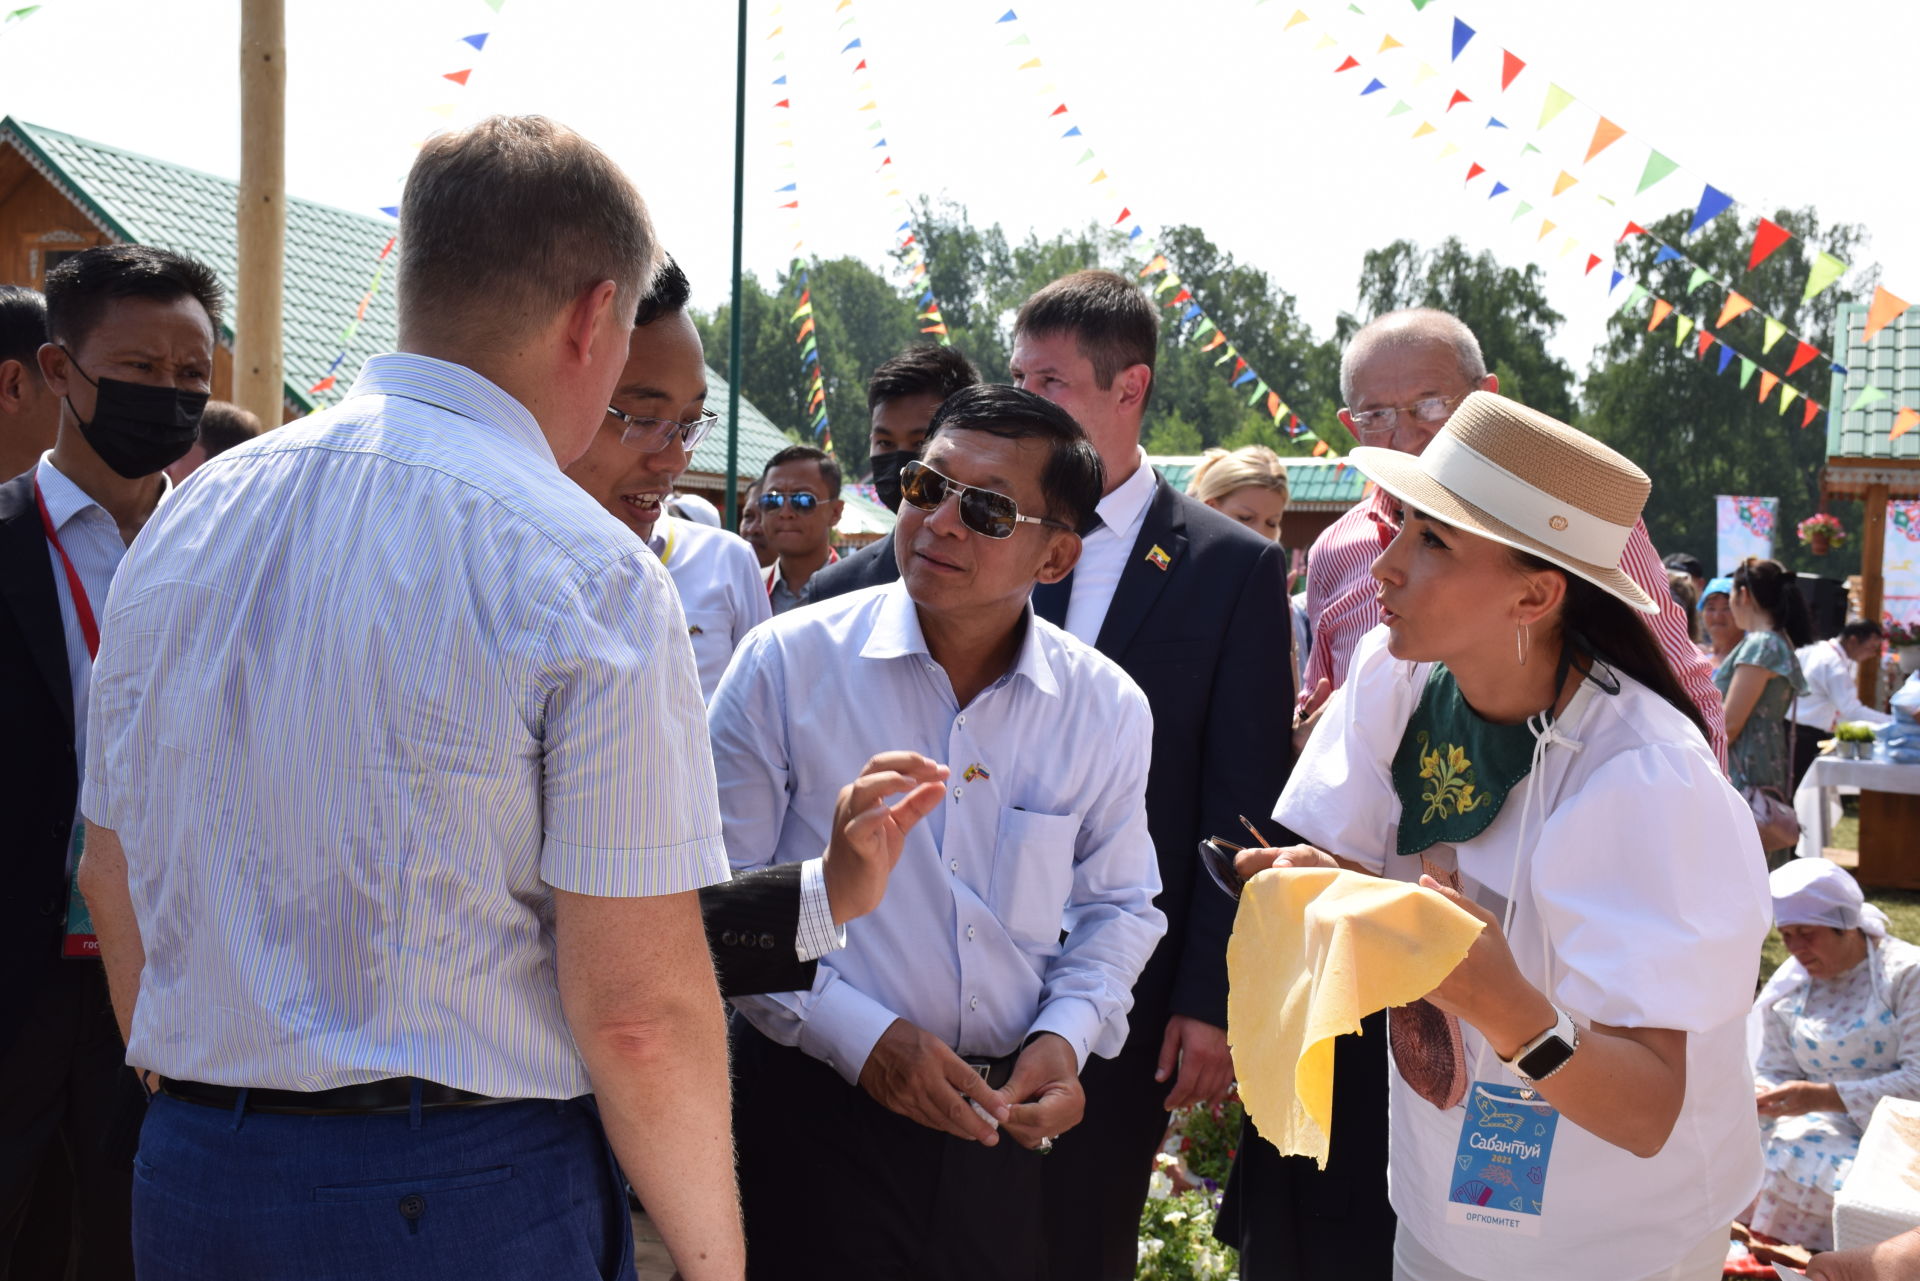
4, 0, 1915, 392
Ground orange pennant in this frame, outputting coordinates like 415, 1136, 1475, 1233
1757, 370, 1780, 404
1716, 291, 1754, 329
1866, 287, 1911, 343
1895, 407, 1920, 442
444, 69, 472, 85
1584, 117, 1624, 163
1201, 332, 1227, 352
1551, 170, 1577, 196
1537, 218, 1556, 242
1647, 299, 1674, 332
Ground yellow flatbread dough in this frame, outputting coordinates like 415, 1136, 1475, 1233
1227, 867, 1485, 1168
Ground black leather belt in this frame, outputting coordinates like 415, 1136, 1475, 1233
962, 1052, 1019, 1091
158, 1076, 509, 1116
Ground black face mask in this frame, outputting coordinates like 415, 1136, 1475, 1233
869, 448, 918, 514
63, 350, 207, 479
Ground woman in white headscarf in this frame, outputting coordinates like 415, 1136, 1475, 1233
1750, 859, 1920, 1252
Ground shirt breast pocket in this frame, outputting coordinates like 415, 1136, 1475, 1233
989, 807, 1080, 953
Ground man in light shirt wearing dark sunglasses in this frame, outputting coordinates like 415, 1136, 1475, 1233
709, 384, 1165, 1279
757, 443, 844, 613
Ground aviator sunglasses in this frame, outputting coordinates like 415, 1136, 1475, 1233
898, 459, 1072, 540
757, 491, 823, 512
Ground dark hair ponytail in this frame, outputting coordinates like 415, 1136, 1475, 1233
1514, 552, 1712, 744
1731, 556, 1813, 647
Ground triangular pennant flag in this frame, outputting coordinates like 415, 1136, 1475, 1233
1489, 181, 1509, 200
1609, 269, 1625, 293
1757, 370, 1779, 403
1716, 292, 1754, 329
1191, 318, 1217, 341
1006, 32, 1030, 44
1446, 88, 1472, 111
1687, 184, 1735, 236
1511, 200, 1534, 223
1779, 384, 1800, 415
1500, 50, 1525, 90
1584, 117, 1625, 163
1686, 267, 1712, 295
1465, 162, 1485, 183
1088, 169, 1109, 184
1851, 385, 1890, 412
1747, 218, 1792, 272
1049, 103, 1068, 116
309, 375, 337, 394
1017, 57, 1042, 69
1893, 407, 1920, 442
1696, 328, 1715, 360
462, 32, 489, 50
1717, 345, 1735, 375
1246, 380, 1269, 406
1314, 32, 1336, 51
1786, 341, 1819, 377
1201, 332, 1227, 352
1486, 116, 1507, 130
1450, 16, 1474, 60
1761, 316, 1787, 353
379, 205, 400, 218
1286, 9, 1310, 30
842, 38, 862, 50
772, 75, 787, 84
1269, 391, 1284, 418
1559, 236, 1579, 259
1617, 221, 1647, 243
1653, 245, 1681, 266
1438, 142, 1460, 160
1075, 148, 1095, 164
1412, 121, 1437, 139
775, 182, 797, 192
772, 98, 790, 108
854, 58, 867, 69
1361, 77, 1386, 95
1538, 82, 1574, 129
1585, 254, 1602, 276
997, 9, 1018, 20
1803, 251, 1847, 303
1618, 284, 1645, 312
1866, 286, 1911, 343
1413, 61, 1437, 85
1803, 400, 1820, 429
1521, 142, 1541, 157
1552, 170, 1577, 196
1334, 54, 1360, 72
1379, 33, 1402, 52
1636, 150, 1679, 193
1113, 206, 1132, 225
1537, 218, 1556, 242
1647, 299, 1674, 332
443, 68, 473, 85
1674, 315, 1694, 347
1388, 99, 1412, 117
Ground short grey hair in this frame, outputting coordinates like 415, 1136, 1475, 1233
1339, 308, 1488, 405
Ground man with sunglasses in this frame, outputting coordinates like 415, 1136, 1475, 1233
562, 256, 768, 701
709, 384, 1166, 1280
757, 444, 844, 613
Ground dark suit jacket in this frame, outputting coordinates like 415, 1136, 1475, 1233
0, 470, 83, 1057
805, 530, 898, 602
699, 862, 819, 998
1097, 474, 1294, 1029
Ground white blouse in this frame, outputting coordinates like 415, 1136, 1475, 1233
1276, 625, 1771, 1279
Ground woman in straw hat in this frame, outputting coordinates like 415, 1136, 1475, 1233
1235, 392, 1771, 1280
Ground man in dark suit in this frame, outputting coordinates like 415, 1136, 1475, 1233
0, 287, 60, 481
1, 244, 225, 1279
803, 342, 977, 604
1010, 270, 1294, 1279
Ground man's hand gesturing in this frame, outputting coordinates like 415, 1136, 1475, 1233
824, 752, 948, 926
858, 1019, 1010, 1143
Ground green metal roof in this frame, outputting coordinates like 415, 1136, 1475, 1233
1827, 301, 1920, 461
1149, 455, 1366, 510
1, 117, 797, 480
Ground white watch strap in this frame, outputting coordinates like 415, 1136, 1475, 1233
1500, 1005, 1577, 1077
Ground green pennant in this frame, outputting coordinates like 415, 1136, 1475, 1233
1686, 268, 1712, 295
1248, 379, 1270, 405
1538, 83, 1574, 130
1739, 357, 1757, 388
1803, 251, 1848, 304
1007, 33, 1030, 45
482, 0, 505, 10
1388, 99, 1412, 117
1348, 2, 1365, 11
1191, 318, 1217, 342
1851, 385, 1890, 412
1621, 284, 1648, 313
1510, 200, 1533, 224
1521, 143, 1541, 157
1410, 0, 1432, 9
1636, 150, 1679, 194
1076, 148, 1095, 164
1675, 315, 1694, 348
1762, 317, 1787, 353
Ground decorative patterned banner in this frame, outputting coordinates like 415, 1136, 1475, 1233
1715, 496, 1776, 576
1883, 501, 1920, 629
768, 7, 831, 446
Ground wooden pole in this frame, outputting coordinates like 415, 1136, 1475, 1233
236, 0, 286, 428
1859, 483, 1889, 705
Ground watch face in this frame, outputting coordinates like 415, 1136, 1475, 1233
1517, 1034, 1575, 1081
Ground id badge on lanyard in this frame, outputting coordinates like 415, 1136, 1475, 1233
36, 478, 103, 961
1446, 1082, 1560, 1236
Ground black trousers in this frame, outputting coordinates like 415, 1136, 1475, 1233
731, 1021, 1048, 1280
0, 960, 146, 1281
1214, 1008, 1395, 1281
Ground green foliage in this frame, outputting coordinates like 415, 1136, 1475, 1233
1137, 1192, 1239, 1281
1144, 412, 1204, 457
1579, 208, 1870, 573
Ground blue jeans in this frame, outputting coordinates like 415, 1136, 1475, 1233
132, 1092, 636, 1280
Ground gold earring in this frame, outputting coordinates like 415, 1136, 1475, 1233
1516, 621, 1530, 667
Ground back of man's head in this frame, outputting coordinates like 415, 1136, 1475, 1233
0, 285, 47, 367
44, 244, 227, 350
398, 115, 656, 352
761, 444, 842, 499
196, 400, 263, 458
1013, 269, 1159, 400
1840, 619, 1885, 646
925, 383, 1105, 531
866, 343, 978, 412
1338, 307, 1486, 404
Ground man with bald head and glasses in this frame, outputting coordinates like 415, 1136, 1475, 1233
709, 383, 1166, 1280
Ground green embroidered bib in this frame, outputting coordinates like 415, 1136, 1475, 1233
1391, 664, 1542, 857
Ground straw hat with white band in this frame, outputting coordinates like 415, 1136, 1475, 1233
1347, 390, 1657, 615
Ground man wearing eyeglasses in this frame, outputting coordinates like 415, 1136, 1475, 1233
757, 444, 844, 614
709, 384, 1166, 1280
562, 256, 768, 701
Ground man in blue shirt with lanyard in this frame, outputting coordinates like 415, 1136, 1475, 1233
0, 243, 221, 1279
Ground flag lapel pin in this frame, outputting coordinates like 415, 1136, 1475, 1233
1145, 544, 1172, 571
963, 763, 990, 783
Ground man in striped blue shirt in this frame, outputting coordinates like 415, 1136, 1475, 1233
77, 117, 766, 1281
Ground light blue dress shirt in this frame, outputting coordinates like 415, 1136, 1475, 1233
83, 353, 729, 1097
709, 581, 1166, 1085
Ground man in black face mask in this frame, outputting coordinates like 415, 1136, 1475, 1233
0, 243, 222, 1278
805, 342, 977, 602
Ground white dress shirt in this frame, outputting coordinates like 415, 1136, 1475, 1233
1795, 640, 1893, 731
709, 582, 1167, 1084
647, 514, 771, 701
83, 353, 729, 1096
1061, 447, 1157, 643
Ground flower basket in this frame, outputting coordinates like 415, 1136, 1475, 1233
1798, 513, 1847, 555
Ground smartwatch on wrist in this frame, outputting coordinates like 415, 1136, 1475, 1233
1500, 1005, 1579, 1083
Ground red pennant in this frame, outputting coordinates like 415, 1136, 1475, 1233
309, 375, 336, 393
1584, 254, 1601, 276
1802, 400, 1820, 429
1166, 289, 1192, 307
1232, 356, 1249, 376
1617, 221, 1647, 243
779, 200, 799, 209
878, 157, 893, 167
1747, 218, 1792, 272
1465, 162, 1485, 183
1114, 206, 1132, 225
773, 98, 790, 108
854, 58, 867, 70
900, 234, 917, 248
1500, 50, 1525, 90
1049, 103, 1068, 116
796, 289, 810, 306
1446, 88, 1472, 112
378, 237, 396, 261
1785, 341, 1819, 377
1334, 55, 1360, 72
1696, 329, 1715, 360
443, 69, 472, 85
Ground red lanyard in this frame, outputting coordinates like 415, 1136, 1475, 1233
33, 476, 101, 660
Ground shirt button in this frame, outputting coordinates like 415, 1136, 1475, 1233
721, 930, 738, 947
957, 715, 967, 725
966, 925, 976, 940
969, 996, 979, 1011
950, 860, 959, 872
953, 787, 963, 800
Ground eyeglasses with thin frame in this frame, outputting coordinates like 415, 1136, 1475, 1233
898, 459, 1072, 540
1344, 394, 1464, 445
605, 405, 720, 453
758, 491, 823, 513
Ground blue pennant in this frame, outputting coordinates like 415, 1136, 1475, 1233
462, 32, 488, 51
997, 9, 1018, 21
803, 349, 819, 367
775, 183, 797, 192
1181, 302, 1202, 321
1486, 116, 1507, 130
772, 75, 787, 84
842, 38, 861, 51
920, 290, 935, 304
1608, 270, 1625, 294
1488, 181, 1508, 200
378, 205, 399, 218
1231, 368, 1258, 388
1653, 245, 1681, 266
1450, 17, 1474, 61
873, 138, 888, 147
899, 221, 912, 231
1360, 78, 1385, 95
1832, 362, 1849, 375
1061, 126, 1082, 137
1716, 345, 1735, 375
1688, 184, 1735, 236
1128, 226, 1144, 239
